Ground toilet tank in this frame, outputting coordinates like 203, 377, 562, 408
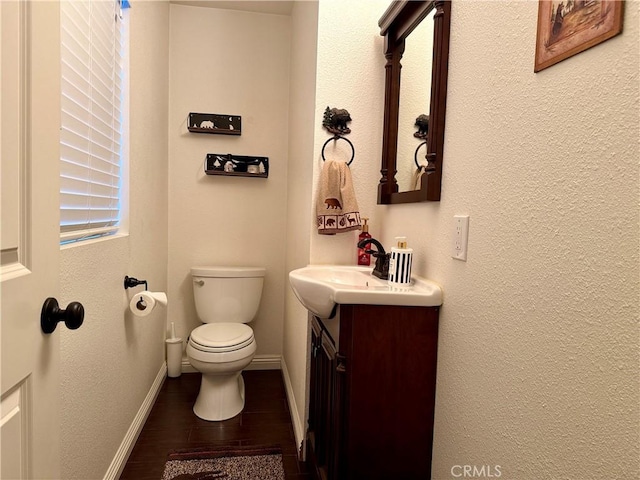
191, 266, 265, 324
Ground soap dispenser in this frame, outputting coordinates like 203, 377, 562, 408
357, 218, 372, 266
389, 236, 413, 284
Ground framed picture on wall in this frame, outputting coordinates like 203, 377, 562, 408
535, 0, 624, 72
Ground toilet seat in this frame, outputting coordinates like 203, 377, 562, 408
189, 323, 254, 353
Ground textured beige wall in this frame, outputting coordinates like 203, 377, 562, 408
59, 2, 170, 479
283, 0, 319, 447
309, 0, 639, 478
56, 1, 639, 478
310, 0, 389, 264
286, 0, 388, 448
167, 5, 291, 356
309, 1, 639, 478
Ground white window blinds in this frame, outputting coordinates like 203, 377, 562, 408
60, 0, 125, 243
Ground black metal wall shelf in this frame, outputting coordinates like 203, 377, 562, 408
205, 154, 269, 178
188, 112, 242, 136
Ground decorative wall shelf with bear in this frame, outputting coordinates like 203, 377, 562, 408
188, 112, 242, 135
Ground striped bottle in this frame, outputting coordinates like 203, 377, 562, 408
388, 237, 413, 285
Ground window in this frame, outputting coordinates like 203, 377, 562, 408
60, 0, 128, 244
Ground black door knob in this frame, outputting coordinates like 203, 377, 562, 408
41, 297, 85, 334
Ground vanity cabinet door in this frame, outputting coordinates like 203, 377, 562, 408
339, 304, 440, 480
308, 318, 320, 448
308, 305, 439, 479
308, 316, 344, 480
324, 333, 346, 480
307, 317, 324, 472
330, 351, 347, 479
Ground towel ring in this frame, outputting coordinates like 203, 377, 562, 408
322, 135, 355, 166
414, 141, 428, 169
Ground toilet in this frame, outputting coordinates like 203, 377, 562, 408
186, 266, 265, 421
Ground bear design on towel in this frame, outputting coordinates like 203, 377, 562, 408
325, 198, 342, 209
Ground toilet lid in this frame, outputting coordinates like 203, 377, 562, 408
189, 323, 254, 353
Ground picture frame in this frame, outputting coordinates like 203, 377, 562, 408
535, 0, 624, 72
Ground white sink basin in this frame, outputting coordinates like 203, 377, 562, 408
288, 265, 442, 318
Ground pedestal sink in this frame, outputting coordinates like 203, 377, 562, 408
288, 265, 442, 318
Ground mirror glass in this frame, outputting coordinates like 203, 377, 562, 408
396, 10, 435, 192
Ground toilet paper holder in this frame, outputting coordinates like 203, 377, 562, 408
125, 276, 153, 312
124, 275, 148, 291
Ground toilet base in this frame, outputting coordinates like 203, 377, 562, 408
193, 371, 246, 421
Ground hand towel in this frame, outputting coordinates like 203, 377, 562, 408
316, 161, 361, 235
412, 165, 427, 191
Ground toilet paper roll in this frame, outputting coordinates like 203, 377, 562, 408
129, 291, 168, 317
148, 291, 168, 306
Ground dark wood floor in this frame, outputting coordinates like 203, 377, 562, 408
119, 370, 312, 480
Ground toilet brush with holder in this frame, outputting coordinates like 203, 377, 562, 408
166, 322, 183, 378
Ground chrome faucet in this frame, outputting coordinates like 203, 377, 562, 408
357, 237, 390, 280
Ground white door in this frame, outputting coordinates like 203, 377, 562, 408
1, 2, 63, 478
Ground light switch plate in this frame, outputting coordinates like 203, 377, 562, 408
452, 215, 469, 261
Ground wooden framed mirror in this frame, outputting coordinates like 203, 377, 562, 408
377, 0, 451, 204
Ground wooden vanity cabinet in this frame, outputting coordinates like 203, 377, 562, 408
307, 304, 440, 480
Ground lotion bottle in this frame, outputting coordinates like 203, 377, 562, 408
389, 236, 413, 284
357, 218, 371, 266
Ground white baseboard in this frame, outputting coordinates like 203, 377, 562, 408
281, 358, 305, 457
181, 359, 197, 373
246, 354, 282, 371
180, 354, 282, 373
103, 362, 167, 480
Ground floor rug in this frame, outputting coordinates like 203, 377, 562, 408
161, 445, 285, 480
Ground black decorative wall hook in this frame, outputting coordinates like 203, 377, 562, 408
322, 106, 351, 135
414, 114, 429, 140
321, 106, 355, 166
